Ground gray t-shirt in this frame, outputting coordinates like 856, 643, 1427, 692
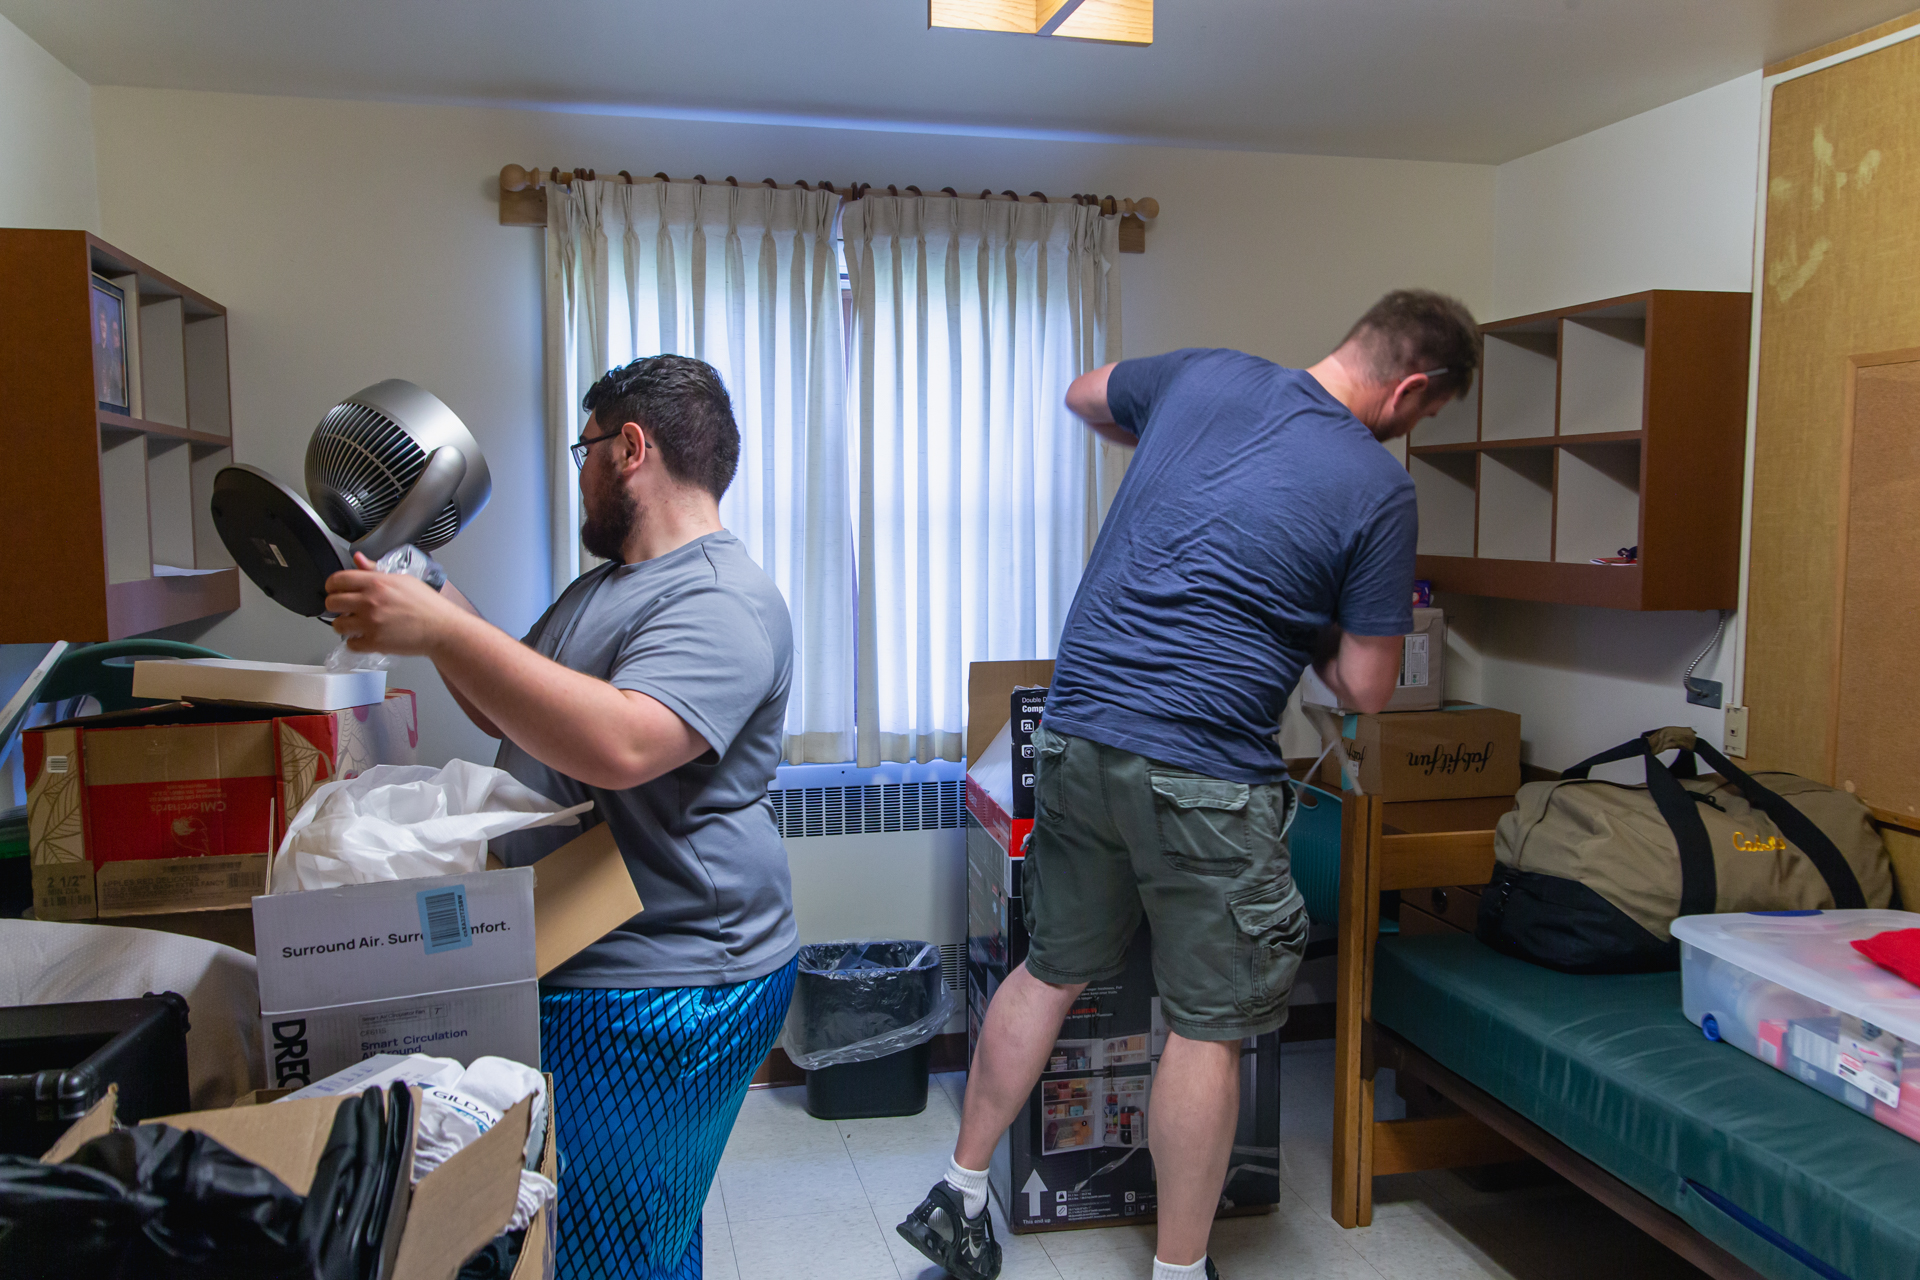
492, 531, 799, 989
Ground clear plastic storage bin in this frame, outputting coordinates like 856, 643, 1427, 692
1674, 910, 1920, 1142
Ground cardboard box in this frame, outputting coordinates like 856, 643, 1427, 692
21, 692, 417, 921
276, 690, 420, 830
964, 661, 1281, 1233
132, 657, 388, 712
1316, 701, 1521, 801
43, 1082, 542, 1280
254, 822, 642, 1088
1300, 608, 1445, 713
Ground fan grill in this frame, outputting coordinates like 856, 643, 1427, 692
310, 401, 462, 549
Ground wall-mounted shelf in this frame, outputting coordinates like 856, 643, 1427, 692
1405, 289, 1751, 611
1, 231, 240, 641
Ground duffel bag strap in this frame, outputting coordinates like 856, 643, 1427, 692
1561, 732, 1719, 917
1689, 739, 1867, 910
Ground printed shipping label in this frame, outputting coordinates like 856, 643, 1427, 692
1399, 634, 1430, 689
417, 884, 473, 955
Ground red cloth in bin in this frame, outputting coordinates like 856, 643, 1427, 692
1851, 928, 1920, 988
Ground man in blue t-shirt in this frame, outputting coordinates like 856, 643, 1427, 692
898, 291, 1480, 1280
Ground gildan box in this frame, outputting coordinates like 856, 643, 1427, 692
254, 823, 641, 1088
1299, 608, 1445, 713
21, 692, 417, 922
1316, 701, 1521, 801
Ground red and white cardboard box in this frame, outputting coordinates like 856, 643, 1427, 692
23, 691, 417, 921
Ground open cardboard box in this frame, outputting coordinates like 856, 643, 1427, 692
255, 822, 641, 1086
44, 1081, 548, 1280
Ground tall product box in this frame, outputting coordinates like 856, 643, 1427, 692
21, 691, 418, 922
255, 823, 642, 1087
1300, 608, 1445, 714
966, 662, 1282, 1233
1316, 701, 1521, 802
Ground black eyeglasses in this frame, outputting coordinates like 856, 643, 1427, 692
570, 427, 651, 469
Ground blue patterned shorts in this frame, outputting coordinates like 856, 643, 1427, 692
540, 959, 798, 1280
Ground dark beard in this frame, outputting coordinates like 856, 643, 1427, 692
580, 471, 638, 562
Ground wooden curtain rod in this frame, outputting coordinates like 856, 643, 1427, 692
497, 164, 1159, 251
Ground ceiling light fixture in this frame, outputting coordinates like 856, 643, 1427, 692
929, 0, 1151, 46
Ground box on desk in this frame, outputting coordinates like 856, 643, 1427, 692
21, 691, 416, 922
1317, 701, 1521, 802
253, 822, 641, 1088
965, 661, 1281, 1233
1300, 608, 1446, 714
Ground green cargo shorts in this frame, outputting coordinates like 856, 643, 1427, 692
1022, 725, 1309, 1042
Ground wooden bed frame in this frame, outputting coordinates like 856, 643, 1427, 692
1329, 790, 1766, 1280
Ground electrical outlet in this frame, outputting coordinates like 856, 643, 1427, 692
1685, 678, 1723, 709
1724, 706, 1749, 757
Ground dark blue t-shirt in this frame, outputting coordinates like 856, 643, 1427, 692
1044, 348, 1418, 784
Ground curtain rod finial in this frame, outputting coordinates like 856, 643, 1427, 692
500, 163, 533, 192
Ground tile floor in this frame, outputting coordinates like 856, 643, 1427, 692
702, 1040, 1711, 1279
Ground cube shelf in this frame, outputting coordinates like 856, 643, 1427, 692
1407, 289, 1751, 611
1, 231, 241, 641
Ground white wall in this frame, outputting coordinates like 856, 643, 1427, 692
0, 13, 99, 232
89, 88, 1495, 767
1447, 71, 1764, 771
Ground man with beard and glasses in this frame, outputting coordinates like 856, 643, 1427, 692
323, 354, 798, 1280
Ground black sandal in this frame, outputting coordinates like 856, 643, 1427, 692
896, 1180, 1002, 1280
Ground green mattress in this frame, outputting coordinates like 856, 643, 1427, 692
1373, 933, 1920, 1280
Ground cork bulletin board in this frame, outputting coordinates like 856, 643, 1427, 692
1831, 354, 1920, 819
1744, 22, 1920, 784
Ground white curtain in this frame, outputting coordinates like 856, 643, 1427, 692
842, 197, 1124, 766
543, 180, 854, 762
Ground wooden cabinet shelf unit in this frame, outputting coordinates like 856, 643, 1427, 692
0, 230, 241, 641
1406, 290, 1751, 611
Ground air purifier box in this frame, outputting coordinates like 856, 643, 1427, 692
253, 823, 640, 1088
965, 661, 1282, 1233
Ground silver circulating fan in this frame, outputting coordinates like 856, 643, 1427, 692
210, 380, 491, 617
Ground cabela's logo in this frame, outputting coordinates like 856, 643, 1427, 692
1732, 831, 1788, 853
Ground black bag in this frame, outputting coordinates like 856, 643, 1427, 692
0, 1083, 410, 1280
1475, 728, 1893, 973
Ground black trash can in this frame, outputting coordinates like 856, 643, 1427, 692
787, 941, 945, 1120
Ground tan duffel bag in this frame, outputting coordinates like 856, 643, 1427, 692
1475, 727, 1893, 973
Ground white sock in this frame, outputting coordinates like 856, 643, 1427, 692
1153, 1257, 1209, 1280
943, 1157, 989, 1219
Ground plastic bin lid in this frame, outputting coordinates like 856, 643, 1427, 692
1672, 910, 1920, 1043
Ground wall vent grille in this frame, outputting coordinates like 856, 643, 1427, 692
768, 780, 963, 838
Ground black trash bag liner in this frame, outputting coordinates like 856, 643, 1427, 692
783, 941, 956, 1069
0, 1156, 165, 1279
67, 1124, 308, 1276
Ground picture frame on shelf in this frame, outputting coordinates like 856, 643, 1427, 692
90, 274, 130, 413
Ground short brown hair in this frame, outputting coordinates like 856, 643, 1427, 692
1340, 290, 1481, 402
582, 355, 740, 499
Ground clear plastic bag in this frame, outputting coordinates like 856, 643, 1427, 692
781, 940, 959, 1070
326, 544, 449, 673
271, 761, 592, 891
